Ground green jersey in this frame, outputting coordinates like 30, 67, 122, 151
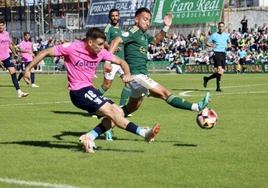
104, 24, 124, 59
121, 26, 154, 75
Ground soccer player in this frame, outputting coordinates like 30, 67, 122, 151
98, 8, 131, 140
98, 9, 130, 106
0, 18, 28, 98
17, 32, 39, 88
109, 8, 210, 118
23, 27, 160, 153
203, 22, 232, 92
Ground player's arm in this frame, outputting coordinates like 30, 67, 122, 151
23, 47, 55, 84
9, 42, 19, 57
17, 46, 32, 54
105, 36, 124, 69
153, 13, 172, 45
110, 55, 131, 83
104, 41, 110, 50
103, 36, 124, 73
109, 36, 123, 54
104, 25, 111, 50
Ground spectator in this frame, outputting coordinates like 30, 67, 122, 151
241, 16, 248, 34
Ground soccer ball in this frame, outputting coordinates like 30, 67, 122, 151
196, 108, 218, 129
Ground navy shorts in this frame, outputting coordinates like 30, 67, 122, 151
212, 52, 226, 69
20, 61, 31, 71
69, 86, 114, 114
2, 57, 15, 69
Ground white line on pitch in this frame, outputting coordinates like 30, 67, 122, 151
220, 83, 268, 89
179, 90, 268, 97
0, 101, 70, 107
0, 177, 83, 188
178, 83, 268, 97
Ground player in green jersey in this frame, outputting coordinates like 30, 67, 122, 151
109, 7, 210, 119
97, 9, 131, 140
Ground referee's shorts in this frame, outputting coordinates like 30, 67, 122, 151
212, 52, 226, 69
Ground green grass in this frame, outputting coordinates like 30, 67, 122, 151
0, 73, 268, 188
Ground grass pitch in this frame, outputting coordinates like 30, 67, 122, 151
0, 73, 268, 188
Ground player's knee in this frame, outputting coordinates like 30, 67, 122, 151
107, 105, 124, 120
114, 105, 124, 116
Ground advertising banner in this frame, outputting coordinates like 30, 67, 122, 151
152, 0, 224, 25
86, 0, 153, 28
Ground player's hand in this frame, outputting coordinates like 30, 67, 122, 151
103, 61, 112, 73
23, 69, 31, 85
116, 47, 121, 52
163, 13, 172, 27
122, 74, 131, 83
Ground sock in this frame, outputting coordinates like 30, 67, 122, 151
86, 123, 108, 140
166, 95, 192, 110
97, 86, 107, 95
121, 106, 130, 117
17, 72, 23, 81
31, 73, 35, 84
207, 73, 217, 81
191, 103, 200, 112
104, 129, 113, 140
119, 86, 130, 106
126, 122, 146, 137
11, 73, 20, 90
17, 89, 22, 94
216, 73, 221, 89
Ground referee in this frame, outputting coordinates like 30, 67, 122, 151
203, 22, 231, 92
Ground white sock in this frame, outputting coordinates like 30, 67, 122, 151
191, 103, 199, 112
17, 89, 22, 94
136, 127, 147, 137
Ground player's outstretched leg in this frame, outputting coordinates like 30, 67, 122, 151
165, 92, 210, 112
79, 115, 161, 153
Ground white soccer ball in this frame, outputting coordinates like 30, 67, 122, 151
196, 108, 218, 129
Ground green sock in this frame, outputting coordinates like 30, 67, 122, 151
119, 86, 130, 106
166, 95, 192, 110
97, 86, 106, 95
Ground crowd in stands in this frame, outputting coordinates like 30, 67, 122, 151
148, 23, 268, 73
3, 22, 267, 73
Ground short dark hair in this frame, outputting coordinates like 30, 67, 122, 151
218, 21, 225, 26
0, 18, 5, 24
135, 7, 151, 17
109, 8, 119, 19
86, 27, 106, 41
23, 31, 30, 36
